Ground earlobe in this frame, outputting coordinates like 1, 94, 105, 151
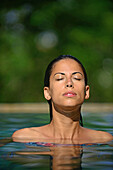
85, 85, 90, 100
44, 87, 51, 100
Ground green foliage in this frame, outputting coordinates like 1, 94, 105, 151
0, 0, 113, 102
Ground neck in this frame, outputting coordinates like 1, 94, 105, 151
50, 103, 82, 139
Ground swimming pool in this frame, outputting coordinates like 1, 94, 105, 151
0, 112, 113, 169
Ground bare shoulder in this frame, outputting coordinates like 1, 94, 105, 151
96, 130, 113, 140
81, 127, 113, 142
12, 125, 50, 142
12, 128, 32, 141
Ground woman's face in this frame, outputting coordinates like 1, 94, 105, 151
44, 59, 89, 109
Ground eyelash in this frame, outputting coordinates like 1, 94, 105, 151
56, 78, 64, 81
73, 78, 81, 81
56, 78, 81, 81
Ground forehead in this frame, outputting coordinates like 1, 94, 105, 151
51, 59, 83, 74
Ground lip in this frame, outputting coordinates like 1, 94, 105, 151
63, 91, 77, 97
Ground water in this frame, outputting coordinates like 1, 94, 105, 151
0, 112, 113, 170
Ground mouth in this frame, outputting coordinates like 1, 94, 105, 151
63, 91, 77, 97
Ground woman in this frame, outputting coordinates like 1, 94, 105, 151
12, 55, 113, 144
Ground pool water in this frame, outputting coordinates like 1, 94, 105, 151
0, 112, 113, 170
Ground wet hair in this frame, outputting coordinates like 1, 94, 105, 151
44, 55, 88, 126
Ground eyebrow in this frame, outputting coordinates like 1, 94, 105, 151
54, 72, 65, 76
54, 72, 83, 76
72, 72, 83, 76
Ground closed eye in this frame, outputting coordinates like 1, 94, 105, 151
73, 77, 81, 80
56, 78, 64, 81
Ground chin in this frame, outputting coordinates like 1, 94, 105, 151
61, 101, 82, 108
53, 101, 82, 113
64, 99, 82, 105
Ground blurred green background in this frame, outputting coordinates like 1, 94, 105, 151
0, 0, 113, 103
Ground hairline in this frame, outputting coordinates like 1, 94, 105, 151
49, 58, 86, 85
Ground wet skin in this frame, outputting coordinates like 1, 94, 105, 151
12, 59, 113, 143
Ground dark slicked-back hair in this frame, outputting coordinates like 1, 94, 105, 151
44, 55, 88, 126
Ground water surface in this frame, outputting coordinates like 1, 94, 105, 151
0, 112, 113, 169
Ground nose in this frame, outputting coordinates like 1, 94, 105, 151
65, 78, 73, 88
66, 84, 73, 87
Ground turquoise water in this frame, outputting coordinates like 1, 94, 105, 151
0, 112, 113, 170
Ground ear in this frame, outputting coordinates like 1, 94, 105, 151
44, 87, 51, 100
85, 85, 90, 100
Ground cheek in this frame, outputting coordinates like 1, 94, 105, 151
50, 81, 64, 91
49, 83, 57, 98
49, 83, 63, 101
50, 86, 59, 96
75, 81, 85, 90
76, 83, 86, 96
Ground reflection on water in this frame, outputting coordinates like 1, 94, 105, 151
13, 143, 83, 169
0, 112, 113, 169
0, 141, 113, 170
